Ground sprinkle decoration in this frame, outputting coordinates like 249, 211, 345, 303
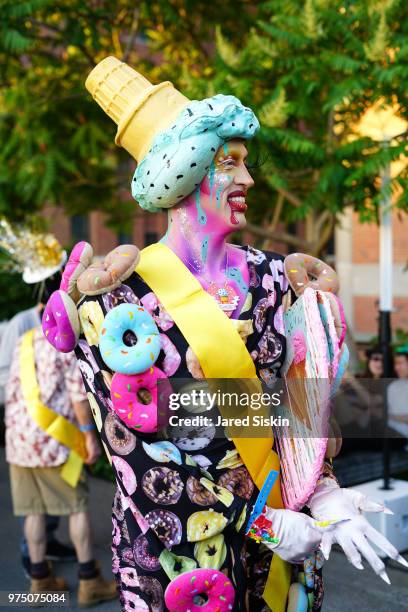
247, 507, 279, 544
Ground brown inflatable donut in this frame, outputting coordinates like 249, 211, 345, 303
77, 244, 140, 296
284, 253, 339, 297
325, 417, 342, 458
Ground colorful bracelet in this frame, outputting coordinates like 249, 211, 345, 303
246, 507, 280, 545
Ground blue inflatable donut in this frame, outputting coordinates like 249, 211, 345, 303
99, 303, 161, 374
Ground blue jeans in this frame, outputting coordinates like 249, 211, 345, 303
20, 515, 59, 557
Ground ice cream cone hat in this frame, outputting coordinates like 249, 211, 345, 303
85, 56, 190, 163
86, 57, 259, 212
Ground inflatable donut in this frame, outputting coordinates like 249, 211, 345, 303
99, 303, 161, 374
324, 292, 347, 347
164, 568, 235, 612
42, 290, 80, 352
284, 253, 339, 297
77, 244, 140, 296
60, 241, 93, 301
110, 366, 170, 433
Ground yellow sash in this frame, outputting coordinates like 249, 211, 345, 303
136, 243, 291, 612
20, 329, 86, 488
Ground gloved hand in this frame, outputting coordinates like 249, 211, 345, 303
307, 478, 408, 583
246, 505, 334, 563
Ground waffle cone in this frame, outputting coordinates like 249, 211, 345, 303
85, 56, 190, 161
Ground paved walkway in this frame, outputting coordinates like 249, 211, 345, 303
0, 448, 407, 611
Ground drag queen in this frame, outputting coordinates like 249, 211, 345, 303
43, 58, 406, 611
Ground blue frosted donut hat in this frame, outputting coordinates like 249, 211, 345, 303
132, 94, 259, 212
85, 57, 259, 213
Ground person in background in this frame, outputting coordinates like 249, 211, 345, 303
334, 346, 385, 453
0, 224, 116, 605
5, 322, 117, 605
362, 345, 384, 379
0, 286, 77, 577
387, 346, 408, 448
0, 226, 77, 577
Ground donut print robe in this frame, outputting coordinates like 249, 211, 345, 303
75, 246, 322, 612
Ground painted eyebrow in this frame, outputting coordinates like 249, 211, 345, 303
217, 150, 248, 161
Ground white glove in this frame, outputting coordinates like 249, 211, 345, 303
308, 478, 408, 583
247, 505, 334, 563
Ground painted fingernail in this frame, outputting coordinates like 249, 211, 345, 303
396, 554, 408, 568
379, 570, 391, 585
383, 507, 394, 515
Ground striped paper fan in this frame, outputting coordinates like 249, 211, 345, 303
277, 288, 341, 510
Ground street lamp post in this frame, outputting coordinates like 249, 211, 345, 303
378, 145, 393, 490
356, 103, 407, 490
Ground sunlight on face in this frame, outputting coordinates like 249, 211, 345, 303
197, 139, 255, 231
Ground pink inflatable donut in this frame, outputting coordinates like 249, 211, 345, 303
42, 290, 80, 352
110, 366, 170, 433
165, 568, 235, 612
60, 241, 94, 301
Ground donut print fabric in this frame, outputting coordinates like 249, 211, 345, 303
74, 247, 324, 611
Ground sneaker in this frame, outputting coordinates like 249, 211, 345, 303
45, 539, 76, 563
77, 563, 117, 608
21, 555, 31, 580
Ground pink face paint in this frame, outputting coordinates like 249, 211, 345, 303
161, 140, 252, 316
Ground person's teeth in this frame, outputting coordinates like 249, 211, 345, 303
228, 197, 246, 203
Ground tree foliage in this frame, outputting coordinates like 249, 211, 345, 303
0, 0, 407, 255
0, 0, 251, 229
182, 0, 408, 253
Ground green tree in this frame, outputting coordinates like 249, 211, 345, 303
0, 0, 251, 230
182, 0, 408, 254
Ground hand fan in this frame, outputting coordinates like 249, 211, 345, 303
276, 287, 342, 510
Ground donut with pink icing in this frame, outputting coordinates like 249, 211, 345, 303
284, 253, 339, 297
60, 241, 93, 301
42, 289, 80, 352
164, 568, 235, 612
110, 366, 170, 433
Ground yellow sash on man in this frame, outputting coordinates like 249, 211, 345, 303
19, 329, 86, 488
136, 243, 291, 612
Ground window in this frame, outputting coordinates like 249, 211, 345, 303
71, 214, 89, 243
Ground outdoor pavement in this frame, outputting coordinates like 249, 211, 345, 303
0, 447, 407, 611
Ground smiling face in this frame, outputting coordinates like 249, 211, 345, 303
197, 139, 255, 232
